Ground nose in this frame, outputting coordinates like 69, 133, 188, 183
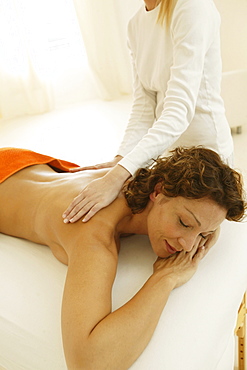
177, 234, 198, 252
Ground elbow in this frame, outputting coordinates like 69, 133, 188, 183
62, 338, 97, 370
64, 342, 131, 370
65, 346, 95, 370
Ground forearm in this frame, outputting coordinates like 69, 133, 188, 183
117, 71, 156, 159
65, 272, 175, 370
63, 242, 203, 369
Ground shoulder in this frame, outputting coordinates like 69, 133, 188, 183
68, 218, 117, 254
171, 0, 220, 44
128, 5, 144, 26
64, 218, 119, 277
172, 0, 220, 28
127, 3, 160, 39
64, 199, 128, 261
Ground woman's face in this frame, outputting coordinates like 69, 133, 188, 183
147, 189, 227, 258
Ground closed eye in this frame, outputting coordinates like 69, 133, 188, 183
179, 218, 189, 228
180, 218, 207, 240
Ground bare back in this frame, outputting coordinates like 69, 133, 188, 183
0, 164, 124, 264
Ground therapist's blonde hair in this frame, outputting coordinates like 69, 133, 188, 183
156, 0, 176, 28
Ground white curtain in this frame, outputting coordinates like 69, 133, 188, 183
0, 0, 99, 121
0, 0, 54, 120
73, 0, 134, 100
0, 0, 139, 121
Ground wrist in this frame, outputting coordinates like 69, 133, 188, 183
148, 270, 177, 292
110, 164, 131, 182
102, 165, 131, 193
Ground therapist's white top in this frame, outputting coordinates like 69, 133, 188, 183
117, 0, 233, 175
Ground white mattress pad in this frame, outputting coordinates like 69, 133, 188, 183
0, 219, 246, 369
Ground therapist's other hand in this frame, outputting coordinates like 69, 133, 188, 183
62, 164, 131, 223
69, 155, 123, 173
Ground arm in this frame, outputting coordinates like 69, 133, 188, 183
63, 1, 219, 223
62, 236, 206, 370
118, 0, 219, 175
116, 42, 156, 159
62, 52, 154, 223
62, 38, 156, 222
70, 35, 157, 175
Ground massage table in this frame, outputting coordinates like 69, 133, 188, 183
0, 216, 246, 369
0, 78, 246, 368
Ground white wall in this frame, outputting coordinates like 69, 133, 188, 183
214, 0, 247, 71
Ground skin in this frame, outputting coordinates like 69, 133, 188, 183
0, 164, 226, 369
144, 0, 161, 11
62, 0, 163, 224
63, 157, 130, 223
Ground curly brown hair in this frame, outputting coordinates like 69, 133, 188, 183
123, 147, 246, 222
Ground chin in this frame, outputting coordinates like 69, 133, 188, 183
154, 249, 171, 259
158, 252, 171, 258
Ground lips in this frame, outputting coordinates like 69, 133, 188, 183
165, 241, 178, 254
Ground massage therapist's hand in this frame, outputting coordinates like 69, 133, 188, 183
69, 155, 123, 173
62, 164, 131, 223
153, 243, 207, 289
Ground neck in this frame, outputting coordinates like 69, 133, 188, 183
115, 198, 152, 236
144, 0, 160, 11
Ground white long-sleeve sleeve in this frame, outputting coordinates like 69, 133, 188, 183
116, 42, 156, 158
117, 0, 233, 175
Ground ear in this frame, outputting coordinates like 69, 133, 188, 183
149, 182, 162, 202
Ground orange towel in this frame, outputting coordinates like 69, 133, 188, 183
0, 148, 80, 184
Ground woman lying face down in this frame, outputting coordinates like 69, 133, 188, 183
0, 146, 245, 369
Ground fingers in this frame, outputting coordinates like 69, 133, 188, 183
187, 241, 210, 268
81, 204, 102, 223
62, 168, 126, 224
171, 243, 205, 268
62, 180, 112, 223
63, 200, 92, 223
69, 159, 120, 173
192, 245, 207, 264
185, 242, 200, 259
69, 165, 101, 173
196, 229, 219, 258
63, 197, 107, 224
62, 195, 85, 223
186, 237, 210, 259
63, 190, 98, 223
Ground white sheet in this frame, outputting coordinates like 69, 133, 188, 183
0, 219, 246, 370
